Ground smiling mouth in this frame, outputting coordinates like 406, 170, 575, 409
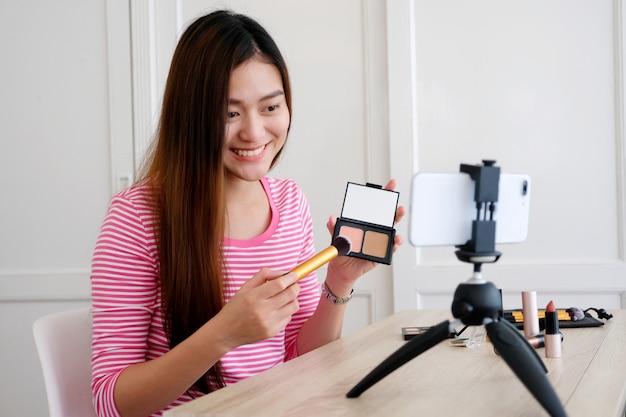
233, 144, 266, 157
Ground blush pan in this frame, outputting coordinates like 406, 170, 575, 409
332, 182, 400, 264
339, 225, 364, 252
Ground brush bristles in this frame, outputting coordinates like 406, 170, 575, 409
332, 235, 352, 256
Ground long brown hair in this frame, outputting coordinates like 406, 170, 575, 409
138, 10, 292, 393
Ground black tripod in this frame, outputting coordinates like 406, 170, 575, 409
346, 161, 567, 417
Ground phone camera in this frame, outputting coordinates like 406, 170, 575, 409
522, 180, 529, 196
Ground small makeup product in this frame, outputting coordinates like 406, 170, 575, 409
544, 300, 562, 358
289, 235, 352, 280
333, 182, 400, 265
526, 334, 546, 349
521, 290, 540, 337
526, 333, 563, 349
402, 326, 431, 340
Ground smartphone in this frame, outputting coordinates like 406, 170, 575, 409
408, 172, 531, 247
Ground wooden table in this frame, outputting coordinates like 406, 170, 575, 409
164, 310, 626, 417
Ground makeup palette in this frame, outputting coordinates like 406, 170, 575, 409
333, 182, 400, 264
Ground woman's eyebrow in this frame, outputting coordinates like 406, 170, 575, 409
228, 89, 285, 105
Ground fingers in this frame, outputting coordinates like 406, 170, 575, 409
237, 268, 300, 315
392, 232, 404, 253
326, 214, 337, 235
383, 178, 398, 191
256, 272, 300, 337
220, 270, 300, 346
375, 179, 406, 250
261, 269, 299, 291
380, 178, 406, 225
244, 268, 295, 289
250, 269, 300, 311
394, 204, 406, 225
244, 268, 279, 288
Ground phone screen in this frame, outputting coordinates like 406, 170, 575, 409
408, 172, 531, 247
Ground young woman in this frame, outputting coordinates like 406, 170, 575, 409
90, 9, 404, 417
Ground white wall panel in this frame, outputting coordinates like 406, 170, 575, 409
0, 1, 122, 415
390, 0, 626, 313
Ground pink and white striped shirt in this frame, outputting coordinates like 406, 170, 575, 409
90, 177, 320, 417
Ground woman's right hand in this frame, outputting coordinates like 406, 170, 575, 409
213, 268, 301, 349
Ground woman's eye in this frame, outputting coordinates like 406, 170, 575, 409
267, 104, 278, 112
227, 111, 239, 118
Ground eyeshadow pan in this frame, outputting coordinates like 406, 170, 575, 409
362, 231, 389, 258
339, 225, 364, 253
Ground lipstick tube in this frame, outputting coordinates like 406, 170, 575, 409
544, 300, 562, 358
521, 291, 540, 337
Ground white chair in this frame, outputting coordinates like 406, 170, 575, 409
33, 307, 98, 417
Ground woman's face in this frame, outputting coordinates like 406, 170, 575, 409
223, 57, 290, 183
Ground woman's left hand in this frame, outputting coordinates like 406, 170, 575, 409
325, 179, 405, 286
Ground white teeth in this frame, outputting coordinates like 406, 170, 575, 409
234, 145, 265, 157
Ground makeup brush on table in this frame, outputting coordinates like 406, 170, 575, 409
289, 235, 352, 280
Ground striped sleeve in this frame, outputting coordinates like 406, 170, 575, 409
90, 187, 161, 417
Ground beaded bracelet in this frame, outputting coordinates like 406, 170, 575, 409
321, 281, 353, 305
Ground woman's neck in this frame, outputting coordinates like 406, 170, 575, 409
224, 177, 271, 240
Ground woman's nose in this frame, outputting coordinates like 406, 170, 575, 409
239, 113, 264, 141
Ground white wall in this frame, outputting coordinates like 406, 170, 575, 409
0, 1, 111, 416
1, 0, 624, 416
388, 0, 626, 312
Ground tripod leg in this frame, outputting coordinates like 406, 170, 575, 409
498, 318, 548, 373
486, 320, 567, 417
346, 320, 452, 398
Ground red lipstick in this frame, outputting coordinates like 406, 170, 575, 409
544, 300, 562, 358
